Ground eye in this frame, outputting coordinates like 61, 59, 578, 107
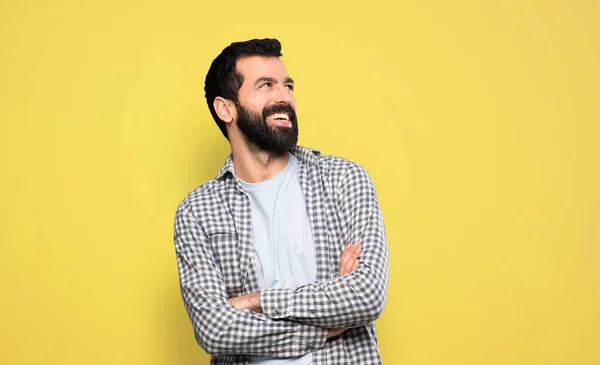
260, 82, 272, 88
285, 84, 294, 91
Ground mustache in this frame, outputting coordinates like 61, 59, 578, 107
262, 103, 297, 120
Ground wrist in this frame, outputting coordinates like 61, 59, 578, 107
252, 292, 263, 313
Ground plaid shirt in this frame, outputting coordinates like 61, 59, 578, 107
174, 146, 389, 364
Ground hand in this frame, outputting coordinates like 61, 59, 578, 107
228, 292, 263, 313
338, 241, 362, 276
330, 242, 361, 337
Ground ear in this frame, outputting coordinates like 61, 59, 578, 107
213, 97, 237, 124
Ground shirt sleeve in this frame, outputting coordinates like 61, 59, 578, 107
174, 199, 328, 357
260, 162, 389, 328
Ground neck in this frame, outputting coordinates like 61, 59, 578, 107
229, 139, 290, 183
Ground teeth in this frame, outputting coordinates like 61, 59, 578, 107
270, 113, 289, 121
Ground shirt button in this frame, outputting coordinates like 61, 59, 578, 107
306, 345, 313, 350
274, 309, 280, 315
270, 350, 276, 355
309, 309, 316, 314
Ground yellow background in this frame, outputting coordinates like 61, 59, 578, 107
1, 1, 598, 364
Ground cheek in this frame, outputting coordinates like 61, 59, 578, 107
238, 90, 263, 108
246, 96, 270, 113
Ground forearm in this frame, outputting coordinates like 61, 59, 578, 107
182, 286, 327, 356
260, 261, 387, 328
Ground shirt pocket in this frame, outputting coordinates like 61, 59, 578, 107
207, 233, 244, 298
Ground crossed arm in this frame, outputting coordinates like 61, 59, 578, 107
174, 163, 389, 356
230, 164, 389, 330
228, 242, 364, 338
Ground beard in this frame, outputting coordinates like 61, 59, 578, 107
235, 102, 299, 154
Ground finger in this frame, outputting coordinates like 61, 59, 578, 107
343, 258, 359, 276
350, 259, 359, 273
340, 246, 353, 262
340, 248, 359, 275
340, 242, 362, 275
339, 249, 350, 269
342, 242, 359, 257
355, 245, 362, 257
343, 242, 356, 253
339, 250, 354, 275
341, 244, 362, 273
340, 260, 353, 276
347, 244, 362, 260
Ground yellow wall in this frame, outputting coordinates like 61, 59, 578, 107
1, 1, 598, 364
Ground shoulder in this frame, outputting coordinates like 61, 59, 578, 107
176, 178, 222, 218
317, 153, 374, 189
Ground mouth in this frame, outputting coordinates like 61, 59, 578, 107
266, 112, 292, 127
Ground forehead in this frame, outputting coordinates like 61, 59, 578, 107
236, 56, 290, 82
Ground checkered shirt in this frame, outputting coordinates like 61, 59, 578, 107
174, 145, 389, 364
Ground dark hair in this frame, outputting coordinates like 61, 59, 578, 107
204, 38, 283, 139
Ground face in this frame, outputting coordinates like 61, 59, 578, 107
234, 56, 298, 154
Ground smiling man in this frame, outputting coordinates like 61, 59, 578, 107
174, 38, 389, 364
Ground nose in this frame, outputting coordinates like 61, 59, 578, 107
273, 84, 293, 104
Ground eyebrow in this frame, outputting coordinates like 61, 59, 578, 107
254, 76, 295, 88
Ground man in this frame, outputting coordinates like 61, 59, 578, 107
174, 38, 389, 364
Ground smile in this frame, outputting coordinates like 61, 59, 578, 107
269, 113, 289, 121
266, 113, 292, 127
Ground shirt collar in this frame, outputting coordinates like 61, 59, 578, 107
215, 145, 321, 180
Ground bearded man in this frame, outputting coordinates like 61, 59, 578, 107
174, 38, 389, 365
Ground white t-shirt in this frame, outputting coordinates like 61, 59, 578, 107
239, 153, 317, 365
